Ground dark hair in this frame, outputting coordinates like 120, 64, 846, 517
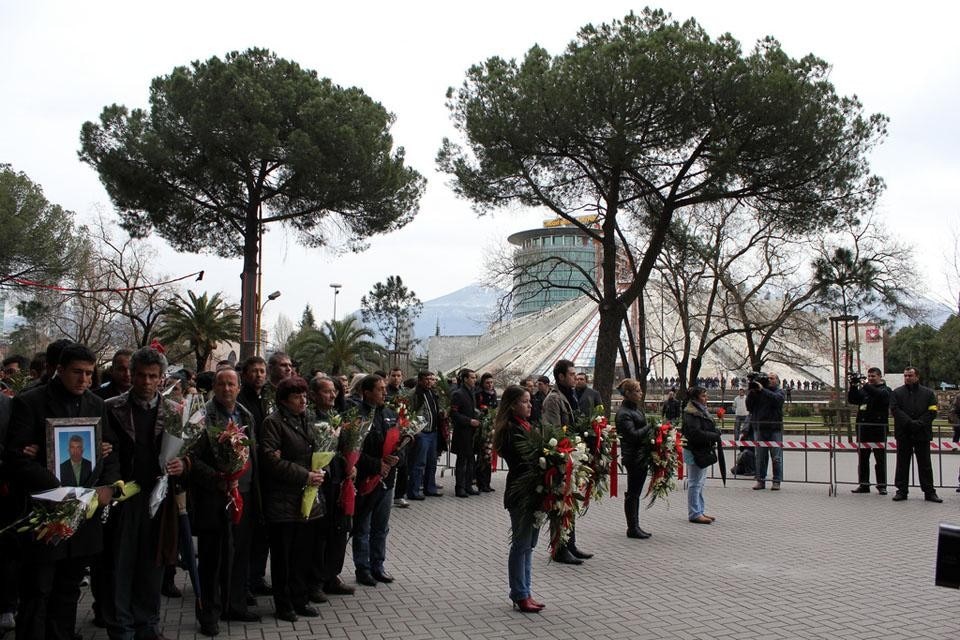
267, 352, 290, 367
417, 370, 432, 382
47, 339, 73, 368
904, 366, 919, 377
2, 354, 28, 370
390, 367, 403, 374
867, 366, 882, 376
537, 375, 550, 385
58, 343, 97, 367
457, 368, 475, 384
480, 372, 494, 384
688, 386, 707, 403
29, 352, 46, 376
241, 356, 266, 374
276, 375, 309, 402
130, 346, 167, 373
493, 385, 530, 453
553, 359, 574, 382
373, 369, 388, 378
112, 349, 133, 364
359, 374, 383, 394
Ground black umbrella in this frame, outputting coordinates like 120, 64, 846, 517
177, 512, 201, 603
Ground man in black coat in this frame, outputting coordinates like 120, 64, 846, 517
352, 375, 404, 586
237, 355, 272, 596
847, 367, 890, 495
189, 368, 260, 635
450, 369, 480, 498
94, 349, 132, 401
890, 367, 942, 502
575, 372, 602, 415
661, 389, 681, 422
3, 342, 118, 640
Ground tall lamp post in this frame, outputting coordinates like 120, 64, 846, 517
330, 283, 342, 321
256, 290, 282, 356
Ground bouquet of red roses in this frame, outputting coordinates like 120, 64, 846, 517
206, 419, 251, 524
336, 408, 370, 523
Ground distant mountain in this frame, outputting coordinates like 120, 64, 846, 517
414, 284, 503, 340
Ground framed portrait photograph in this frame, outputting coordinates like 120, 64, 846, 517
46, 417, 102, 488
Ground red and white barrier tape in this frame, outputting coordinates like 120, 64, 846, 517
723, 440, 960, 451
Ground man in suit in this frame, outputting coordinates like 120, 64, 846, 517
59, 434, 93, 487
575, 372, 602, 415
4, 342, 118, 640
450, 369, 480, 498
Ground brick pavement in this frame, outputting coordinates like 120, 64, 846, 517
28, 468, 960, 639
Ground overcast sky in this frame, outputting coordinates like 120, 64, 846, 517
2, 0, 958, 335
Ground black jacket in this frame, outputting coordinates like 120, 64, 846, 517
5, 378, 118, 560
259, 406, 324, 523
577, 387, 602, 415
746, 386, 785, 438
890, 383, 938, 442
847, 382, 890, 441
188, 399, 258, 532
662, 398, 681, 421
450, 385, 477, 456
496, 416, 535, 511
615, 400, 650, 463
682, 402, 721, 469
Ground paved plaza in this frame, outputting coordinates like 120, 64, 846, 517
50, 454, 960, 640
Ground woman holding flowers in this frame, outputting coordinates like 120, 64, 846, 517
492, 385, 544, 614
615, 379, 653, 539
259, 376, 326, 622
681, 386, 721, 525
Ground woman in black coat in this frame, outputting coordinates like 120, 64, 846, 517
259, 376, 325, 622
615, 379, 653, 539
492, 385, 544, 614
681, 386, 722, 524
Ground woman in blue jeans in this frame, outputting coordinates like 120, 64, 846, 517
681, 386, 722, 524
492, 385, 544, 613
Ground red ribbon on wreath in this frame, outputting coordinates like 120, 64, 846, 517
219, 459, 251, 525
610, 440, 619, 497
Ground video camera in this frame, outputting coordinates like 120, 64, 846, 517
848, 371, 867, 385
746, 371, 770, 390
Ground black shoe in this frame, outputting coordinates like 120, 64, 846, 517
425, 491, 444, 497
851, 485, 870, 494
627, 528, 652, 539
161, 581, 182, 598
892, 492, 908, 501
552, 548, 583, 565
294, 605, 319, 617
308, 589, 328, 603
877, 487, 888, 495
480, 487, 495, 493
221, 610, 260, 622
455, 490, 469, 498
199, 622, 220, 637
372, 569, 394, 583
569, 546, 593, 560
466, 488, 480, 495
246, 593, 258, 607
250, 579, 272, 595
407, 494, 426, 501
355, 570, 377, 587
275, 610, 298, 623
323, 579, 356, 595
925, 493, 943, 503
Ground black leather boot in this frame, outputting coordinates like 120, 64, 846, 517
625, 493, 650, 539
566, 529, 593, 559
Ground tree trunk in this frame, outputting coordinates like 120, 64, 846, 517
593, 301, 623, 409
239, 207, 260, 361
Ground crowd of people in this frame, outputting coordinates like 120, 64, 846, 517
0, 337, 953, 637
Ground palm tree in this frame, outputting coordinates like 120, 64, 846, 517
158, 291, 241, 371
288, 315, 382, 375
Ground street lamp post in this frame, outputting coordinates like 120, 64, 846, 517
256, 290, 282, 356
330, 283, 342, 321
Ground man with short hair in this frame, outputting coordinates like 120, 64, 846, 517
386, 367, 410, 508
103, 346, 186, 640
95, 349, 133, 400
748, 372, 785, 491
891, 367, 942, 502
267, 352, 294, 386
408, 371, 443, 499
59, 434, 93, 487
4, 342, 118, 640
450, 369, 480, 498
542, 359, 593, 564
847, 367, 890, 495
189, 368, 260, 635
352, 375, 403, 586
531, 375, 550, 424
236, 355, 272, 597
661, 389, 681, 423
575, 372, 602, 415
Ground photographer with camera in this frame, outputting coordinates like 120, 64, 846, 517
746, 371, 785, 491
847, 367, 890, 494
